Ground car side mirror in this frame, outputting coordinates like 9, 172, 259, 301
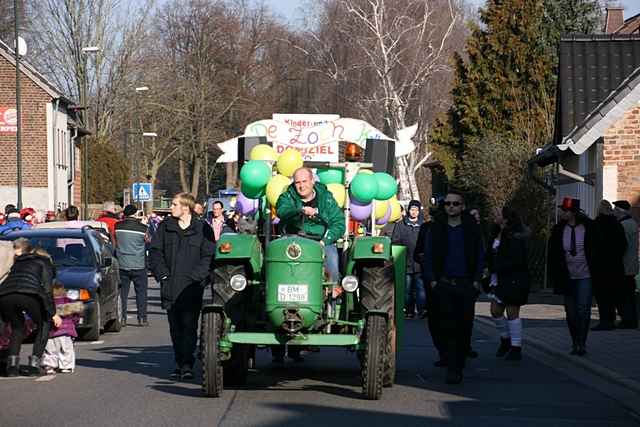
102, 257, 112, 268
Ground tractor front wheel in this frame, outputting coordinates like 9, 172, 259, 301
362, 313, 387, 400
201, 311, 223, 397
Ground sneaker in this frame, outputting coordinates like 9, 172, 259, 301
170, 368, 181, 380
505, 346, 522, 361
181, 367, 194, 380
43, 367, 56, 375
138, 319, 149, 327
59, 368, 74, 374
496, 337, 511, 357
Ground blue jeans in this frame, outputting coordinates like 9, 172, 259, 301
324, 244, 340, 283
406, 273, 426, 313
564, 278, 592, 348
120, 269, 149, 321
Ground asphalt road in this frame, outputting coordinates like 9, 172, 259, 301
1, 283, 638, 427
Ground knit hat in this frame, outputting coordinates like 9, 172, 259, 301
123, 204, 138, 217
613, 200, 631, 211
408, 200, 421, 211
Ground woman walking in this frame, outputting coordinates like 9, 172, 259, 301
548, 198, 596, 356
487, 206, 530, 361
149, 193, 215, 380
0, 238, 60, 376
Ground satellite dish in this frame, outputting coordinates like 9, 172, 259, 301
15, 37, 27, 57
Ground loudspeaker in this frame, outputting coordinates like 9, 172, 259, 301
364, 139, 395, 174
237, 136, 268, 177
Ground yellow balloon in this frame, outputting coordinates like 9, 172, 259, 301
326, 183, 346, 208
374, 200, 390, 219
389, 199, 402, 222
250, 144, 277, 162
266, 174, 291, 206
277, 148, 304, 177
359, 169, 374, 175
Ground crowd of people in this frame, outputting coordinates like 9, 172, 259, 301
0, 175, 638, 386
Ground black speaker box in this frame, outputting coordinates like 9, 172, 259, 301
364, 139, 395, 174
237, 136, 269, 177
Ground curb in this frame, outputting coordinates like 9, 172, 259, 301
475, 316, 640, 395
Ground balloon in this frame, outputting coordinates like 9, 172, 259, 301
317, 168, 345, 185
350, 173, 378, 204
374, 172, 398, 200
240, 160, 272, 198
376, 202, 392, 225
277, 148, 304, 177
374, 200, 390, 219
326, 183, 346, 208
272, 216, 280, 225
389, 198, 402, 222
359, 169, 374, 175
236, 192, 259, 216
250, 144, 277, 162
266, 174, 291, 206
349, 199, 372, 222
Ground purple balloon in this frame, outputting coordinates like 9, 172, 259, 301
237, 192, 258, 216
376, 203, 392, 225
272, 216, 280, 225
350, 199, 372, 222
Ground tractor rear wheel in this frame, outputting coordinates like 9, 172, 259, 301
201, 311, 223, 397
362, 313, 387, 400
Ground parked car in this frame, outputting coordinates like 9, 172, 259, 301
0, 227, 122, 340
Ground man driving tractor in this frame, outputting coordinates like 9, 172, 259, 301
276, 167, 345, 283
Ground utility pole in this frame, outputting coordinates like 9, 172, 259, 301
14, 0, 22, 209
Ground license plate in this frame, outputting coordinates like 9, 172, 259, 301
277, 284, 308, 303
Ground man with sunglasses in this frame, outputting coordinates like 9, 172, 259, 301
422, 190, 485, 384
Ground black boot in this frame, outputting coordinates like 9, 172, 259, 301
25, 355, 42, 377
6, 356, 20, 377
496, 337, 510, 357
505, 346, 522, 361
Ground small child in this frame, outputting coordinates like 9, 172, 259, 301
42, 282, 83, 374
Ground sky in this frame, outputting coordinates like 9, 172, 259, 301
266, 0, 640, 26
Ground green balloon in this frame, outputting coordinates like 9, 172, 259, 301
240, 160, 271, 198
317, 168, 345, 185
374, 172, 398, 200
350, 173, 378, 204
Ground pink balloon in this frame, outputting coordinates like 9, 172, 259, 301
350, 199, 372, 222
376, 202, 392, 225
237, 193, 258, 216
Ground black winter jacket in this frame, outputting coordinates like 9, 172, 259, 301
148, 216, 215, 309
486, 227, 530, 305
591, 214, 627, 281
547, 217, 596, 295
0, 253, 56, 317
392, 217, 424, 273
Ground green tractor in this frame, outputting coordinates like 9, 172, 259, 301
201, 160, 407, 400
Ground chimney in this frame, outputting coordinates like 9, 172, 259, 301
605, 6, 625, 33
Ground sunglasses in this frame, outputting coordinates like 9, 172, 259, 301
444, 201, 462, 207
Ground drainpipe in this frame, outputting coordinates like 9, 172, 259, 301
52, 98, 60, 210
69, 126, 78, 192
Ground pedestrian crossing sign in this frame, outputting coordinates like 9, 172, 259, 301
132, 183, 153, 202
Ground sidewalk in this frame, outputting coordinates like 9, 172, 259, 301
474, 295, 640, 394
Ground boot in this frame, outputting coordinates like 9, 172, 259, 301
6, 356, 20, 377
505, 346, 522, 361
496, 337, 510, 357
25, 355, 42, 377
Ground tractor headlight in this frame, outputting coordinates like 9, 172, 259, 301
229, 274, 247, 292
341, 275, 359, 292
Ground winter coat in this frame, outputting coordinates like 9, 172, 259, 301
49, 286, 84, 338
148, 216, 215, 310
115, 217, 148, 271
591, 214, 627, 281
96, 212, 119, 241
392, 216, 424, 274
619, 215, 639, 276
276, 182, 345, 246
0, 253, 56, 317
0, 217, 31, 235
486, 226, 531, 306
413, 221, 431, 266
547, 217, 596, 295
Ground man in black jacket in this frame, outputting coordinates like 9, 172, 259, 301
115, 205, 149, 327
423, 190, 484, 384
149, 193, 215, 380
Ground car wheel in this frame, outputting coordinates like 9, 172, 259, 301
80, 300, 101, 341
104, 292, 122, 333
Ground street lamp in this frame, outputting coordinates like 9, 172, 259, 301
13, 0, 25, 208
81, 45, 100, 219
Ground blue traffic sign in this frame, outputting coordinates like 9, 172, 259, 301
132, 182, 153, 202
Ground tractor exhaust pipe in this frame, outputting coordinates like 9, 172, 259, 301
281, 309, 303, 334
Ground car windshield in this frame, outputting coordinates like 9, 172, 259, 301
24, 237, 95, 267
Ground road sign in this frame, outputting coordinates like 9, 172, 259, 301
132, 183, 153, 202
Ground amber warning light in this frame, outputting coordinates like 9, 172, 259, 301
219, 242, 232, 253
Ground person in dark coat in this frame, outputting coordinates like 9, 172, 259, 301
422, 190, 485, 385
590, 200, 627, 331
613, 200, 639, 329
149, 192, 215, 380
486, 206, 530, 361
0, 239, 61, 376
548, 197, 596, 356
392, 200, 426, 318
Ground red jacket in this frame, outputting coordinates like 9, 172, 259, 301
96, 212, 120, 241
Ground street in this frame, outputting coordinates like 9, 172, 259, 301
0, 282, 638, 427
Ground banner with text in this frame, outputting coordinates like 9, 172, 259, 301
0, 107, 17, 134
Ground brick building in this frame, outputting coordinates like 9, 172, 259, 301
0, 39, 87, 213
531, 32, 640, 218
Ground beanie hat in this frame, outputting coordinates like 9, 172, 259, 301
123, 204, 138, 217
408, 200, 422, 211
613, 200, 631, 211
